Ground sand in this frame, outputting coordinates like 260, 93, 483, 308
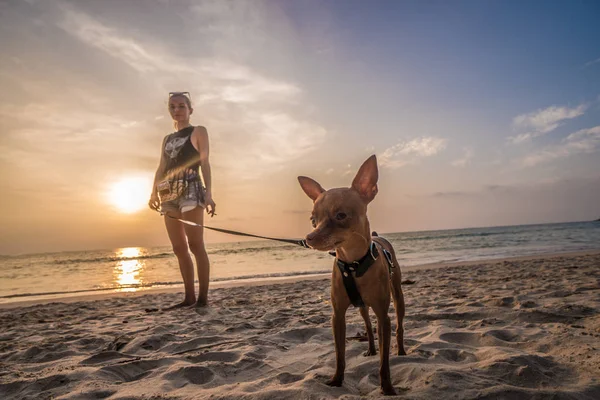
1, 252, 599, 399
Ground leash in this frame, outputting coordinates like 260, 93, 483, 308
159, 211, 309, 248
158, 210, 396, 308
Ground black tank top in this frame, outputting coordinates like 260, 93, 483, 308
163, 126, 201, 183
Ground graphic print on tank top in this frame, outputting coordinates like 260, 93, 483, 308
164, 136, 189, 160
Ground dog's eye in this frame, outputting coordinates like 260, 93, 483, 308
335, 212, 347, 221
310, 217, 316, 228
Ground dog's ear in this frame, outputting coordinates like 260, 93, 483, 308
298, 176, 325, 202
351, 155, 378, 203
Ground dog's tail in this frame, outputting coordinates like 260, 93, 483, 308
372, 231, 378, 237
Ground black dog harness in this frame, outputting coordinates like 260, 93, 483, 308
335, 242, 395, 307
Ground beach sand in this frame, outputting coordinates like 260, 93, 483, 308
1, 252, 599, 399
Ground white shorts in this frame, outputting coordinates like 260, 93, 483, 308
160, 182, 205, 214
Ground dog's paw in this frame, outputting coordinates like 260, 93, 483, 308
381, 383, 396, 396
363, 347, 377, 356
396, 348, 407, 356
325, 376, 343, 387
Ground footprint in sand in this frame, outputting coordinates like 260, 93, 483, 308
79, 351, 135, 365
439, 331, 489, 347
272, 327, 325, 343
479, 354, 572, 389
275, 372, 304, 384
96, 360, 162, 383
483, 329, 522, 343
162, 365, 215, 388
70, 389, 117, 399
187, 350, 241, 363
433, 348, 478, 363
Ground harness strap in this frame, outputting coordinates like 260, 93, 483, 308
382, 248, 395, 276
339, 270, 365, 307
335, 242, 379, 307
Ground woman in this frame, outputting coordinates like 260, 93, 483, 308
149, 92, 216, 309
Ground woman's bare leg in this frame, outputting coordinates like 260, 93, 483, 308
164, 212, 196, 309
183, 206, 210, 307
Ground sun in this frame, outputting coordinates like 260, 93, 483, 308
107, 175, 153, 214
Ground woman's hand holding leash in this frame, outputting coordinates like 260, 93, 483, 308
205, 191, 216, 217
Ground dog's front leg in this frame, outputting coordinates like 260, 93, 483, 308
326, 309, 347, 387
359, 306, 377, 356
374, 308, 395, 395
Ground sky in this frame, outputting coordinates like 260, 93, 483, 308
0, 0, 599, 255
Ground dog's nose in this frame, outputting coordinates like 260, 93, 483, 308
306, 231, 318, 243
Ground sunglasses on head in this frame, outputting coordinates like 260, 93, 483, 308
168, 91, 191, 100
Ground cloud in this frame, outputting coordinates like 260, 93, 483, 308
283, 209, 309, 215
341, 164, 354, 176
189, 0, 336, 63
59, 8, 173, 74
508, 104, 587, 144
190, 1, 276, 60
0, 101, 159, 197
451, 147, 473, 167
252, 113, 326, 165
582, 57, 600, 69
485, 184, 512, 193
428, 185, 514, 198
379, 137, 447, 169
59, 8, 300, 103
56, 3, 327, 180
520, 125, 600, 167
432, 191, 471, 198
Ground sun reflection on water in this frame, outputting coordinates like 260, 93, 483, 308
114, 247, 144, 292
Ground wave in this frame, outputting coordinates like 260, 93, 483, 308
392, 222, 596, 242
210, 244, 300, 256
393, 229, 527, 242
0, 269, 331, 300
51, 244, 306, 265
53, 252, 173, 265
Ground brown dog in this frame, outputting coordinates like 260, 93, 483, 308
298, 155, 406, 395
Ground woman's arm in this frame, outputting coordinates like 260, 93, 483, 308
194, 126, 216, 216
149, 136, 168, 210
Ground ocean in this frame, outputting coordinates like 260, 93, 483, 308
1, 221, 599, 305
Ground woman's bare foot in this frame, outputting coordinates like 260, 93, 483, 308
164, 299, 195, 311
195, 298, 208, 308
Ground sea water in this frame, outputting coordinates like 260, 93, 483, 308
1, 221, 599, 304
